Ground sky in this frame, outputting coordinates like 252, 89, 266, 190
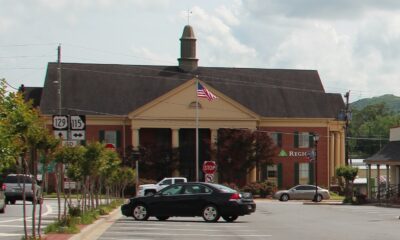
2, 0, 400, 102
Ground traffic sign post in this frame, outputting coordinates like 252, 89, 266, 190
202, 161, 217, 175
52, 115, 68, 130
52, 115, 86, 142
205, 174, 214, 183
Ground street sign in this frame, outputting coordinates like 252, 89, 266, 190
70, 130, 85, 140
53, 130, 68, 140
205, 174, 214, 183
52, 115, 68, 130
202, 161, 217, 174
62, 140, 78, 147
70, 115, 86, 130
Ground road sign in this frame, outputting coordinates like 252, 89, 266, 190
71, 130, 85, 140
62, 140, 78, 147
205, 174, 214, 183
70, 115, 86, 130
54, 130, 68, 140
52, 115, 68, 130
202, 161, 217, 174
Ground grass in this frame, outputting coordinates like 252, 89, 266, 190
330, 192, 345, 201
44, 199, 123, 235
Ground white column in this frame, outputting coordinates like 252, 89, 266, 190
329, 132, 335, 182
334, 132, 341, 170
340, 131, 345, 166
132, 128, 139, 150
172, 128, 180, 177
211, 129, 218, 183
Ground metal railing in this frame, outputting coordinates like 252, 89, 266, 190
370, 184, 400, 204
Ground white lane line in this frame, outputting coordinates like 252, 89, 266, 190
0, 233, 24, 236
109, 226, 254, 232
103, 231, 272, 237
116, 222, 248, 228
0, 203, 52, 223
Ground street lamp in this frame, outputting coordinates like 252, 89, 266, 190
313, 134, 320, 202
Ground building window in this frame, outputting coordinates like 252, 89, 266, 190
105, 131, 117, 147
299, 163, 309, 185
262, 164, 278, 186
99, 130, 121, 148
270, 132, 282, 148
294, 132, 313, 148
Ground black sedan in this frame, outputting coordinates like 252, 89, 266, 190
121, 182, 256, 222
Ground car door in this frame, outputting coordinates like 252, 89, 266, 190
303, 185, 318, 200
150, 185, 185, 216
177, 184, 209, 216
292, 185, 307, 199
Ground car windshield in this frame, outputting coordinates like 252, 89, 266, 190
4, 175, 33, 184
209, 183, 236, 193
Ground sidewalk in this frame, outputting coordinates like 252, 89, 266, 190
44, 207, 122, 240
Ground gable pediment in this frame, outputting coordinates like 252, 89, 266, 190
128, 79, 259, 122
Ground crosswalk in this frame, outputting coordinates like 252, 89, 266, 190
0, 200, 64, 239
98, 216, 272, 240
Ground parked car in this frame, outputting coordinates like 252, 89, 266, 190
273, 185, 330, 202
2, 174, 42, 204
122, 182, 256, 222
137, 177, 187, 196
0, 186, 5, 213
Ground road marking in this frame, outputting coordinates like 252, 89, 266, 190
0, 203, 52, 224
109, 226, 254, 232
103, 231, 272, 237
0, 233, 24, 236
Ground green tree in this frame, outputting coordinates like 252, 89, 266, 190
217, 129, 277, 186
336, 165, 358, 202
349, 103, 400, 158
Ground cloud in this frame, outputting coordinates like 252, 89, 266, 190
241, 0, 400, 20
188, 5, 257, 67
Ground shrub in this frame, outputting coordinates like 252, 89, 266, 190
68, 205, 82, 217
241, 181, 276, 198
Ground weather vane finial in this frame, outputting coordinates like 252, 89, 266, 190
187, 9, 192, 25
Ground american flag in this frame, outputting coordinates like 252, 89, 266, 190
197, 83, 217, 101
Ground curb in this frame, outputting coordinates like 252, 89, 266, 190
69, 207, 122, 240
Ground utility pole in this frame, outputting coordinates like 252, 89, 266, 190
57, 44, 62, 116
344, 91, 351, 166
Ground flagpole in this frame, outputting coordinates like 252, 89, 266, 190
195, 77, 199, 182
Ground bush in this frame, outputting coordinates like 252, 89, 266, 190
222, 182, 239, 191
241, 181, 276, 198
68, 205, 81, 217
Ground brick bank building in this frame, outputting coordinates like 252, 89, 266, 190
29, 25, 346, 189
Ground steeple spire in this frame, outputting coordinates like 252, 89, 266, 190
178, 25, 198, 72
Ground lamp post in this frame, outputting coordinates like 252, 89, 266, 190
313, 134, 320, 202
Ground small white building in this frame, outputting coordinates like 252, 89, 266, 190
364, 126, 400, 199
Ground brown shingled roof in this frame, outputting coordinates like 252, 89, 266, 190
39, 62, 344, 118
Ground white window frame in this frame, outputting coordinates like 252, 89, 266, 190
298, 132, 310, 148
299, 163, 309, 184
104, 130, 117, 147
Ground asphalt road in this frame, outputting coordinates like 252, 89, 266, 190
0, 199, 64, 240
99, 200, 400, 240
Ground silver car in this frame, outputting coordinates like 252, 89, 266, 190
3, 174, 42, 204
273, 185, 330, 202
0, 188, 5, 213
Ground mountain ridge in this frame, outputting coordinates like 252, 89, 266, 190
350, 94, 400, 113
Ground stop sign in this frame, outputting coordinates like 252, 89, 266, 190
202, 161, 217, 174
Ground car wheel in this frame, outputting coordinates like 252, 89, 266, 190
316, 194, 323, 202
280, 194, 289, 201
133, 204, 149, 221
0, 205, 5, 214
222, 215, 238, 222
10, 199, 16, 205
156, 216, 169, 221
202, 204, 220, 222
